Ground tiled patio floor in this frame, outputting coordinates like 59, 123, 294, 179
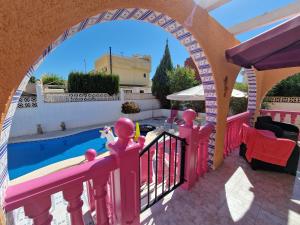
141, 150, 300, 225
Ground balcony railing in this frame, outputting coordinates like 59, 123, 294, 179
139, 131, 186, 212
5, 154, 118, 225
260, 109, 300, 126
197, 123, 214, 176
4, 110, 213, 224
224, 111, 251, 157
5, 117, 145, 225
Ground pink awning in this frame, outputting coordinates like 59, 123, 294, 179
225, 15, 300, 71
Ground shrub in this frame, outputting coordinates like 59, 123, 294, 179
68, 72, 119, 95
152, 41, 173, 108
168, 66, 198, 94
234, 82, 248, 92
261, 99, 271, 109
229, 97, 248, 115
121, 101, 141, 114
193, 101, 205, 113
42, 74, 65, 85
29, 76, 36, 83
267, 73, 300, 96
171, 100, 205, 112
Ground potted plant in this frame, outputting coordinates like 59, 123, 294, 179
121, 101, 141, 121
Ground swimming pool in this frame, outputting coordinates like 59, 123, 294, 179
8, 124, 155, 180
8, 128, 108, 179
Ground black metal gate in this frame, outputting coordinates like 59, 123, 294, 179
139, 131, 186, 212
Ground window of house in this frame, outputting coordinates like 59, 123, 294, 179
124, 90, 133, 94
140, 90, 144, 93
143, 73, 147, 78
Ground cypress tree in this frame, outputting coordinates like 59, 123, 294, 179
152, 40, 173, 108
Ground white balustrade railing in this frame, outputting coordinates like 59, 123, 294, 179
264, 96, 300, 103
124, 93, 156, 100
18, 96, 38, 108
44, 93, 120, 103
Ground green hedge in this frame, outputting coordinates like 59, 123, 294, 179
229, 97, 248, 115
68, 72, 119, 95
42, 74, 65, 85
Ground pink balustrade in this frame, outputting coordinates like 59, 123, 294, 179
140, 110, 214, 193
5, 154, 117, 225
224, 111, 251, 157
4, 117, 144, 225
139, 109, 214, 191
4, 110, 215, 224
179, 109, 214, 189
260, 109, 300, 125
140, 138, 178, 187
196, 123, 214, 178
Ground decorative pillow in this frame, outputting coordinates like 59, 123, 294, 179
256, 116, 273, 124
282, 130, 299, 142
255, 122, 283, 138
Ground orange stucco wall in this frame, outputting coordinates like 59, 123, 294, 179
255, 67, 300, 116
0, 0, 241, 170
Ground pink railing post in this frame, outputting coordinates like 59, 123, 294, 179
280, 112, 286, 122
179, 109, 198, 190
85, 149, 97, 212
63, 184, 84, 225
23, 196, 52, 225
291, 112, 298, 124
197, 124, 214, 177
108, 117, 145, 225
270, 111, 277, 120
93, 174, 111, 225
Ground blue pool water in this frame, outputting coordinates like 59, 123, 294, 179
8, 128, 108, 179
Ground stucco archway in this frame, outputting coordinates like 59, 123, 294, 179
0, 6, 219, 204
248, 67, 300, 119
0, 1, 241, 208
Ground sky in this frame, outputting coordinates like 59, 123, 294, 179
34, 0, 296, 83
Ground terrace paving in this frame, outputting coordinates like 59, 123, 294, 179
7, 150, 300, 225
141, 150, 300, 225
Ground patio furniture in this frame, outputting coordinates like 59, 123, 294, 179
255, 116, 299, 141
240, 121, 299, 175
140, 124, 156, 136
165, 109, 184, 128
194, 112, 203, 126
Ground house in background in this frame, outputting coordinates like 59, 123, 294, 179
95, 54, 152, 93
21, 83, 37, 96
242, 69, 248, 84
